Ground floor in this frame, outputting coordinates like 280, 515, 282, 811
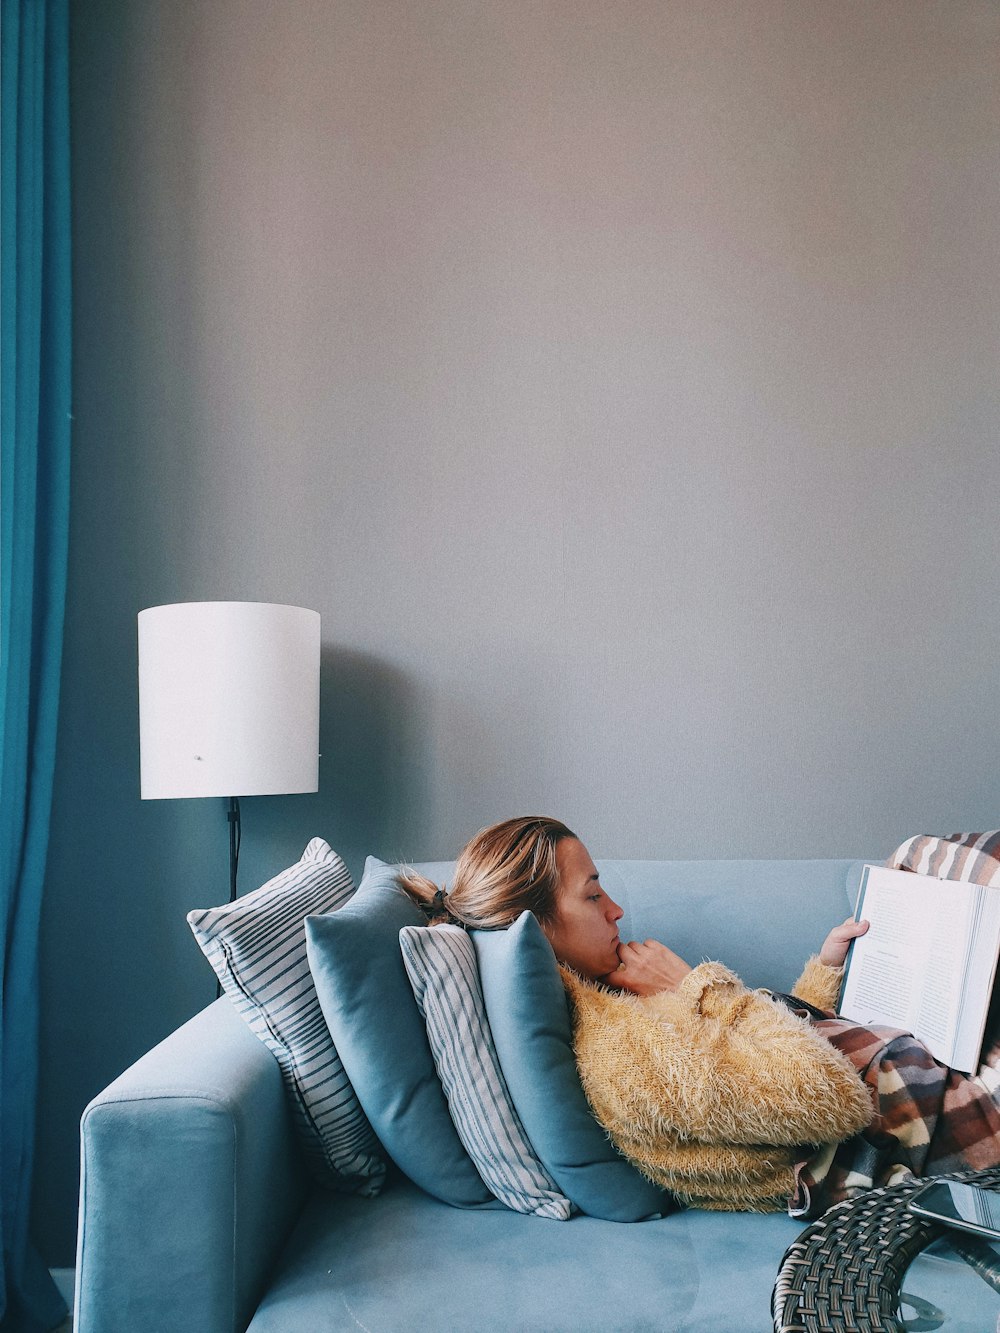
51, 1270, 74, 1331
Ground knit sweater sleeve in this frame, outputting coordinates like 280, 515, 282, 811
561, 962, 872, 1150
790, 955, 845, 1014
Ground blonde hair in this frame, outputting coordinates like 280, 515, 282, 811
397, 816, 577, 930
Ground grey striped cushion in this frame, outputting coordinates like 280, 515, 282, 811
187, 838, 385, 1194
399, 924, 573, 1219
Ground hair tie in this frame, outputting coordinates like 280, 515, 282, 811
420, 887, 450, 920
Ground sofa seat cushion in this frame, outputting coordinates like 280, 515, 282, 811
245, 1179, 807, 1333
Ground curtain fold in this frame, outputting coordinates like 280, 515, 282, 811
1, 0, 73, 1329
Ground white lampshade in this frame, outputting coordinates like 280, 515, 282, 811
138, 601, 321, 799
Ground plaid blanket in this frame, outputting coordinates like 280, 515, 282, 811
890, 829, 1000, 888
788, 830, 1000, 1220
788, 1018, 1000, 1218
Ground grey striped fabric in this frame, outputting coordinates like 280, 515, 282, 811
187, 838, 385, 1195
888, 831, 1000, 887
399, 924, 573, 1219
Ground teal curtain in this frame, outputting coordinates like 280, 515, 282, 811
1, 0, 72, 1329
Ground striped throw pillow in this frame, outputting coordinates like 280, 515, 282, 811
187, 838, 385, 1195
399, 923, 573, 1220
888, 831, 1000, 887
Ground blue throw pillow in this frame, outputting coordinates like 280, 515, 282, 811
474, 911, 670, 1222
306, 857, 496, 1208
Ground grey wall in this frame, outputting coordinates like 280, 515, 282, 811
35, 0, 1000, 1264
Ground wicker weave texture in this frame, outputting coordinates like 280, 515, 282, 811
772, 1166, 1000, 1333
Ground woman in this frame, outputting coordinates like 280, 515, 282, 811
400, 816, 1000, 1216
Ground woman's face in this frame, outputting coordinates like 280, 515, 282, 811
544, 839, 624, 980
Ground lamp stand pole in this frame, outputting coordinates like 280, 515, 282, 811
227, 796, 242, 903
214, 797, 242, 999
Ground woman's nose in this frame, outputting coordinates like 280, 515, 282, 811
608, 898, 623, 921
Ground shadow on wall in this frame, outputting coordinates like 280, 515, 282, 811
321, 644, 431, 869
250, 645, 430, 881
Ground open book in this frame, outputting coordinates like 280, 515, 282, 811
838, 865, 1000, 1075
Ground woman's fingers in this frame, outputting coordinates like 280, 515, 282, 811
609, 939, 693, 996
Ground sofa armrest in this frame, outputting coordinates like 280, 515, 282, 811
75, 998, 308, 1333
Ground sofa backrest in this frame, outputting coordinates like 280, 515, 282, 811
410, 857, 871, 995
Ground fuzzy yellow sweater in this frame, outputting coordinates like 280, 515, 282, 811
560, 957, 874, 1211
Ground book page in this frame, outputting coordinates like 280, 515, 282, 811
952, 887, 1000, 1074
839, 866, 973, 1064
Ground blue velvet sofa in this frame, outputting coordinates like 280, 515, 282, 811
74, 855, 876, 1332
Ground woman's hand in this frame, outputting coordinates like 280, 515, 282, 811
819, 915, 869, 968
601, 939, 693, 996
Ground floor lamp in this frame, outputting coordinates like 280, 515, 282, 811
138, 601, 321, 906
